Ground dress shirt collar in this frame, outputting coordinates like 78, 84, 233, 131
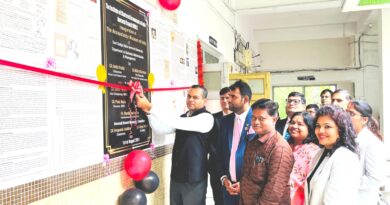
235, 108, 249, 122
187, 107, 207, 117
258, 130, 277, 143
285, 116, 291, 125
222, 110, 231, 116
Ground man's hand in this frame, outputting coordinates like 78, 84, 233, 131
232, 182, 240, 194
223, 179, 240, 195
135, 93, 152, 113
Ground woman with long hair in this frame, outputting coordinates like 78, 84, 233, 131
304, 105, 360, 205
287, 112, 319, 205
347, 100, 386, 205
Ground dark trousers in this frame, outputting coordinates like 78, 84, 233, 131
209, 170, 224, 205
170, 179, 207, 205
222, 188, 240, 205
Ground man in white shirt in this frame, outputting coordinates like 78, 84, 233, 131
136, 85, 214, 205
332, 89, 352, 110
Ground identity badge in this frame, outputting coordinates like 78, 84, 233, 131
255, 154, 264, 164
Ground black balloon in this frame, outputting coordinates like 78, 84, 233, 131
135, 171, 160, 193
119, 188, 147, 205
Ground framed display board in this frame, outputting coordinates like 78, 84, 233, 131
102, 0, 151, 157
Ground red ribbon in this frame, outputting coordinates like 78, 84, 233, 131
0, 59, 190, 92
197, 40, 204, 86
128, 80, 143, 102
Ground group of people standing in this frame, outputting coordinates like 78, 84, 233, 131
135, 80, 385, 205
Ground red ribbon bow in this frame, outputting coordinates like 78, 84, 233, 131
45, 57, 56, 69
128, 80, 143, 102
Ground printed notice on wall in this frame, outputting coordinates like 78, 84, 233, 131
102, 0, 151, 157
148, 16, 199, 146
0, 0, 102, 190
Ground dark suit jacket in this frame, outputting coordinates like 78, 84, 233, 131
208, 111, 224, 173
216, 108, 255, 183
275, 118, 287, 136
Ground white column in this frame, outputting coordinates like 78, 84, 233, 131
379, 8, 390, 191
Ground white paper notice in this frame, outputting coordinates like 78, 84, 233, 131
0, 66, 52, 190
148, 16, 200, 146
0, 0, 51, 67
170, 30, 187, 83
53, 79, 103, 172
149, 17, 172, 83
0, 0, 103, 190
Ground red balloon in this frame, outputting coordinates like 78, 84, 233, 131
159, 0, 181, 11
124, 150, 152, 181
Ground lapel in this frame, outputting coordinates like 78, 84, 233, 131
227, 108, 253, 150
239, 108, 253, 145
307, 148, 332, 201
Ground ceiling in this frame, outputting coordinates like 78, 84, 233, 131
231, 0, 342, 14
226, 0, 377, 44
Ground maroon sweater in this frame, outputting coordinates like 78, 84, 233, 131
240, 131, 294, 205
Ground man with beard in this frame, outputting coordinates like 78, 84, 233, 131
217, 80, 255, 205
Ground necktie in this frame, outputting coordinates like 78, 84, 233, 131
229, 117, 242, 182
283, 119, 291, 140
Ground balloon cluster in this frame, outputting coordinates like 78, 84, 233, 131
119, 150, 160, 205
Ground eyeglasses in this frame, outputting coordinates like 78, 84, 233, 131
286, 99, 301, 105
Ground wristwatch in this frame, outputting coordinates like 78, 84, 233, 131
220, 175, 228, 186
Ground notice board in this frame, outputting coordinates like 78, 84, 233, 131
102, 0, 151, 157
0, 0, 103, 190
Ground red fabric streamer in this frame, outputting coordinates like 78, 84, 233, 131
0, 59, 190, 92
197, 40, 204, 86
128, 80, 143, 102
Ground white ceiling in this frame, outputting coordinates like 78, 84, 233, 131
227, 0, 376, 44
238, 7, 367, 30
231, 0, 342, 14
